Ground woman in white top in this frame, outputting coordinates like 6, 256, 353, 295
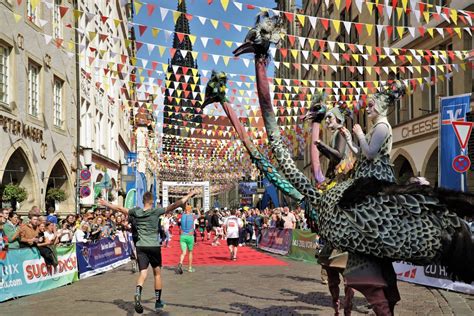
43, 222, 58, 245
57, 220, 73, 244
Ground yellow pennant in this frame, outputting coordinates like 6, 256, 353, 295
396, 7, 404, 21
158, 46, 166, 56
366, 2, 374, 15
220, 0, 229, 11
427, 28, 434, 38
290, 49, 298, 59
134, 1, 143, 15
352, 54, 359, 62
14, 13, 22, 23
396, 26, 404, 39
211, 19, 219, 29
73, 10, 83, 21
451, 9, 458, 25
423, 11, 430, 24
172, 11, 181, 24
224, 41, 233, 48
308, 38, 316, 49
338, 42, 345, 51
401, 0, 408, 11
188, 34, 197, 45
114, 19, 121, 28
334, 0, 341, 10
151, 28, 160, 38
454, 28, 461, 38
366, 24, 374, 36
223, 56, 230, 66
414, 66, 421, 74
297, 14, 305, 27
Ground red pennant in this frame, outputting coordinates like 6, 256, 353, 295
246, 4, 256, 10
101, 16, 108, 23
223, 22, 230, 30
99, 34, 108, 42
280, 48, 288, 58
59, 6, 68, 18
284, 12, 294, 22
185, 13, 193, 21
419, 3, 425, 13
182, 66, 189, 74
214, 38, 221, 46
348, 44, 356, 52
386, 26, 393, 39
418, 27, 425, 37
320, 18, 329, 30
147, 4, 156, 16
55, 38, 63, 48
342, 53, 350, 61
355, 23, 363, 35
288, 35, 296, 47
202, 53, 208, 61
170, 48, 177, 58
446, 28, 453, 36
136, 41, 143, 51
151, 61, 158, 70
176, 32, 185, 42
345, 0, 352, 11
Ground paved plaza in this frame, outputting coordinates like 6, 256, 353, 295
2, 251, 473, 316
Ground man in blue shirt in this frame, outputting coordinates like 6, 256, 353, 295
177, 204, 197, 274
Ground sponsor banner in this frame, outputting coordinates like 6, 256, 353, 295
288, 229, 319, 263
439, 93, 471, 191
76, 235, 132, 279
393, 262, 474, 295
258, 228, 292, 255
0, 246, 78, 302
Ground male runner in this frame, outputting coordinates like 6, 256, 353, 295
197, 211, 207, 241
177, 205, 197, 273
223, 209, 243, 260
99, 189, 196, 313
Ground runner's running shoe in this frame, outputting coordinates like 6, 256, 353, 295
155, 300, 166, 311
134, 294, 144, 314
176, 263, 183, 275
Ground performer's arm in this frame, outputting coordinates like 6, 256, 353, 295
315, 135, 344, 162
354, 124, 389, 160
165, 189, 197, 213
99, 199, 129, 215
340, 127, 359, 155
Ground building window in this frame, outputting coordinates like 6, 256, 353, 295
27, 0, 40, 25
0, 44, 10, 105
53, 77, 64, 128
28, 61, 40, 117
53, 0, 63, 39
426, 0, 447, 12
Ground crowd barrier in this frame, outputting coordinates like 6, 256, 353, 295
0, 246, 78, 302
0, 235, 134, 302
76, 235, 133, 279
259, 228, 474, 294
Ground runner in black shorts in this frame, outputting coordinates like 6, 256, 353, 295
100, 189, 197, 314
197, 211, 207, 241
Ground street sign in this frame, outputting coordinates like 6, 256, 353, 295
80, 169, 91, 181
452, 121, 473, 150
80, 186, 91, 198
452, 155, 471, 173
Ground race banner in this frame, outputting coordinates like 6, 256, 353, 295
288, 229, 319, 263
0, 246, 78, 302
393, 262, 474, 295
76, 235, 132, 279
439, 93, 471, 191
258, 228, 292, 255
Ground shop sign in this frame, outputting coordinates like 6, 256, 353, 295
0, 115, 44, 143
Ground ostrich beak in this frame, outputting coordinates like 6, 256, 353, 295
232, 41, 255, 57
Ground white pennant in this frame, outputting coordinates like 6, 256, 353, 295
343, 21, 352, 34
309, 16, 317, 29
377, 25, 384, 37
212, 54, 220, 64
298, 36, 306, 48
44, 34, 53, 45
436, 28, 444, 38
201, 37, 209, 47
233, 1, 242, 11
354, 0, 363, 13
328, 41, 335, 52
160, 8, 169, 22
198, 16, 206, 25
234, 24, 242, 32
242, 58, 250, 68
408, 27, 415, 38
146, 43, 154, 55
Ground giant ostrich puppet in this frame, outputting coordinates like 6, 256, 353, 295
233, 11, 474, 316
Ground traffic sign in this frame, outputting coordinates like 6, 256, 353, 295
80, 186, 91, 198
452, 121, 473, 150
80, 169, 91, 181
452, 155, 471, 173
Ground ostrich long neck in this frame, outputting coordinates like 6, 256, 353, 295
255, 57, 321, 205
221, 101, 304, 202
311, 123, 325, 183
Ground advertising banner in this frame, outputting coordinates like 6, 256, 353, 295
258, 228, 292, 255
393, 262, 474, 295
439, 93, 471, 191
288, 229, 319, 263
76, 236, 132, 279
0, 246, 78, 302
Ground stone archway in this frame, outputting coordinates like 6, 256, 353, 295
423, 147, 438, 188
45, 159, 71, 212
393, 154, 415, 184
1, 146, 38, 211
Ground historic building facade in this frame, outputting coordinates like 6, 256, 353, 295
0, 0, 77, 214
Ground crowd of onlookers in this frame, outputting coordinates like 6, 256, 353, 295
0, 203, 310, 264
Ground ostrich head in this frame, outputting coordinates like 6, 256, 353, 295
202, 71, 228, 107
369, 74, 406, 117
233, 11, 285, 58
304, 91, 328, 123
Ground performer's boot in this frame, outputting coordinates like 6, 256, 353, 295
357, 285, 391, 316
343, 282, 354, 316
327, 267, 341, 315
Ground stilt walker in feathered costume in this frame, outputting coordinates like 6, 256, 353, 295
233, 12, 474, 316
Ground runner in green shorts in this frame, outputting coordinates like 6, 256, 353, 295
177, 205, 197, 274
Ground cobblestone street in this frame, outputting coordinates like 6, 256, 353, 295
2, 253, 473, 315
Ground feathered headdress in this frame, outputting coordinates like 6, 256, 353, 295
202, 71, 227, 107
370, 75, 407, 117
